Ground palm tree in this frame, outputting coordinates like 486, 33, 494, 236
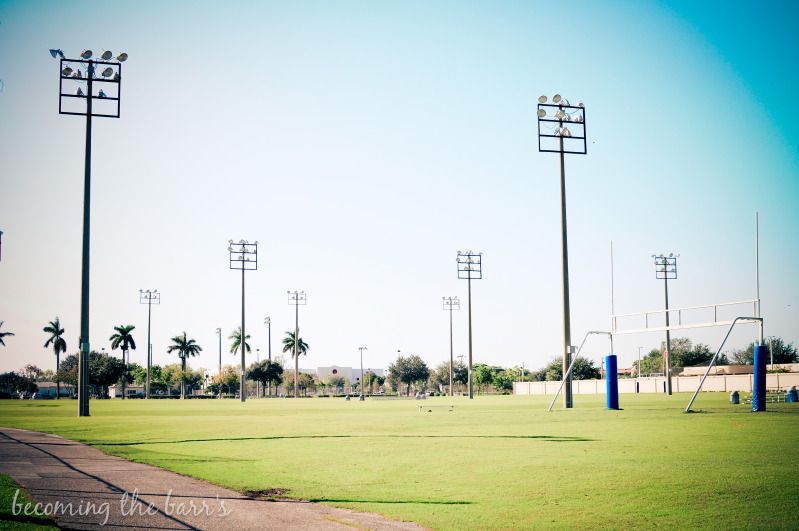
228, 326, 251, 355
109, 325, 136, 400
166, 332, 202, 399
43, 317, 68, 400
282, 331, 309, 398
0, 321, 14, 347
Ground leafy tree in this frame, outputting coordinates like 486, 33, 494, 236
128, 362, 147, 385
282, 331, 309, 398
228, 326, 251, 355
492, 370, 514, 392
0, 371, 24, 395
326, 375, 346, 393
43, 317, 68, 399
56, 354, 78, 388
453, 362, 468, 389
88, 352, 125, 397
431, 362, 451, 393
730, 337, 798, 365
473, 364, 494, 393
297, 372, 316, 396
388, 354, 430, 396
166, 332, 202, 399
363, 370, 384, 394
210, 365, 240, 396
538, 357, 601, 381
17, 365, 41, 395
247, 360, 284, 397
0, 321, 14, 347
109, 324, 136, 399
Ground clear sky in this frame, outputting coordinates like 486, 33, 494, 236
1, 0, 797, 376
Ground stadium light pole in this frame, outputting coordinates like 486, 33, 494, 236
288, 291, 307, 398
215, 327, 222, 396
264, 317, 271, 397
358, 346, 367, 400
457, 251, 482, 399
653, 253, 678, 395
442, 296, 461, 397
139, 289, 160, 399
52, 48, 127, 416
229, 239, 257, 403
537, 94, 587, 409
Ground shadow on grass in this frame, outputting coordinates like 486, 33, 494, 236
309, 498, 472, 505
0, 511, 59, 527
96, 434, 593, 446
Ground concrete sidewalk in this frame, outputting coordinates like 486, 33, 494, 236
0, 428, 423, 530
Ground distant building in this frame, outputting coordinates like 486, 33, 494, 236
317, 366, 384, 383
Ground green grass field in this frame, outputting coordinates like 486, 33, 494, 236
0, 474, 58, 530
1, 394, 797, 529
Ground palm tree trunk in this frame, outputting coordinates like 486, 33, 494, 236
55, 352, 60, 400
181, 357, 186, 399
121, 349, 127, 399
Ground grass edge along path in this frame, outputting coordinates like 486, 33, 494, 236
0, 473, 59, 531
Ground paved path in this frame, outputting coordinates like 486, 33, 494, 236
0, 428, 423, 530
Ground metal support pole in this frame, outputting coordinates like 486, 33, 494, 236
77, 62, 94, 417
559, 136, 573, 409
294, 296, 299, 398
267, 319, 271, 397
467, 275, 474, 399
359, 346, 366, 400
664, 276, 672, 395
240, 267, 246, 402
449, 304, 454, 397
145, 296, 152, 399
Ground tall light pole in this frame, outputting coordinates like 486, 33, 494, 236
139, 289, 160, 399
53, 48, 127, 416
229, 239, 257, 403
358, 346, 367, 400
442, 296, 460, 397
457, 251, 482, 399
215, 327, 222, 397
287, 291, 307, 398
264, 317, 271, 397
653, 253, 678, 395
537, 93, 587, 409
256, 348, 260, 398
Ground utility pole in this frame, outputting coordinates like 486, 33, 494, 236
358, 346, 367, 400
442, 296, 460, 396
139, 289, 160, 399
229, 240, 257, 402
457, 252, 482, 399
287, 291, 307, 398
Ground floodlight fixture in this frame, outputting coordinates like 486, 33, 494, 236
76, 87, 84, 96
98, 90, 107, 98
117, 53, 128, 62
101, 67, 113, 77
538, 95, 548, 103
552, 94, 562, 103
81, 49, 93, 59
576, 101, 584, 108
101, 50, 113, 60
537, 109, 546, 118
62, 67, 73, 77
50, 49, 65, 59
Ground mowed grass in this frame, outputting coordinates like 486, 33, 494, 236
1, 394, 798, 529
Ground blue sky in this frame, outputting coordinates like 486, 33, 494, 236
0, 0, 797, 375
